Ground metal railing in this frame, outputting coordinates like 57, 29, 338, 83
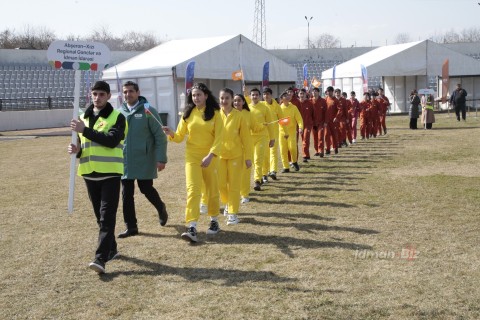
0, 97, 89, 111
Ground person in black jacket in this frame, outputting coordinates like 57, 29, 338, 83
450, 83, 468, 121
409, 90, 421, 129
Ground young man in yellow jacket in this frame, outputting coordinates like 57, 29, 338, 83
261, 87, 282, 182
248, 88, 275, 191
279, 91, 304, 172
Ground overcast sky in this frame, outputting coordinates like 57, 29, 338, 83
2, 0, 479, 49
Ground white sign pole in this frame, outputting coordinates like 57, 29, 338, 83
68, 70, 81, 213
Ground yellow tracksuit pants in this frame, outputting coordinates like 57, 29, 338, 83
280, 128, 299, 169
252, 134, 267, 182
185, 154, 219, 224
219, 156, 243, 214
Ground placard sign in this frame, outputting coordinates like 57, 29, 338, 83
47, 40, 111, 70
47, 40, 111, 213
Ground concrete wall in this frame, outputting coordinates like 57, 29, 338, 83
0, 109, 71, 131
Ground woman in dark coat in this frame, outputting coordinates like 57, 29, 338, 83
409, 90, 420, 129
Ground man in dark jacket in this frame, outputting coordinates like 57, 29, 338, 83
118, 81, 168, 238
450, 83, 468, 121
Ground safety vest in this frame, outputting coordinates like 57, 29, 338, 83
424, 103, 434, 111
78, 110, 125, 176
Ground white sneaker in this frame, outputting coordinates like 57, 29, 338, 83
223, 205, 228, 216
199, 203, 207, 214
241, 197, 250, 204
227, 214, 239, 225
352, 139, 356, 144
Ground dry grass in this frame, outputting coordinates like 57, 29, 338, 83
1, 113, 480, 319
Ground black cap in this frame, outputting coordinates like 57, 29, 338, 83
91, 81, 110, 93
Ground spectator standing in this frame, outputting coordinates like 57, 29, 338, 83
409, 90, 421, 129
450, 83, 468, 121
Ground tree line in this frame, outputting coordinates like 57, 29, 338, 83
0, 26, 163, 51
1, 25, 480, 51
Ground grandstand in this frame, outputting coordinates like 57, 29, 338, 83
0, 49, 138, 112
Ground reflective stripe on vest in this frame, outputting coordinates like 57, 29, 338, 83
78, 110, 125, 176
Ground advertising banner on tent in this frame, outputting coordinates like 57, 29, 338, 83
361, 64, 368, 93
185, 61, 195, 95
303, 63, 308, 89
262, 61, 270, 89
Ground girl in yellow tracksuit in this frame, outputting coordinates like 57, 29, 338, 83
163, 83, 223, 243
234, 94, 262, 203
219, 88, 252, 225
279, 92, 304, 172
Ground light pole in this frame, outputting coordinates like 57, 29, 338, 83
305, 16, 313, 49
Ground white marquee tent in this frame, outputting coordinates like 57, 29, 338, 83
102, 34, 296, 127
321, 40, 480, 112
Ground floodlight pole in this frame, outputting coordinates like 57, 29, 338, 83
305, 16, 313, 49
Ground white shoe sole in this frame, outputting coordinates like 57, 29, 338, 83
89, 262, 105, 274
181, 232, 198, 242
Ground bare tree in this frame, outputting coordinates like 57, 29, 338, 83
460, 27, 480, 42
394, 33, 411, 44
0, 28, 18, 49
85, 25, 123, 50
311, 33, 341, 49
121, 31, 161, 51
441, 29, 461, 43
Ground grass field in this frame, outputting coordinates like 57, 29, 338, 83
1, 113, 479, 319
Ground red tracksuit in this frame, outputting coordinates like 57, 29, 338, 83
325, 96, 339, 152
298, 99, 314, 158
312, 97, 326, 154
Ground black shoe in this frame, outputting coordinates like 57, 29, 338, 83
281, 168, 290, 173
89, 258, 106, 274
106, 249, 119, 262
158, 201, 168, 226
314, 152, 320, 156
118, 228, 139, 238
181, 226, 198, 242
319, 153, 324, 158
262, 175, 268, 184
293, 162, 300, 171
206, 220, 220, 235
302, 158, 308, 163
268, 171, 277, 180
254, 181, 261, 191
326, 150, 331, 155
334, 148, 338, 154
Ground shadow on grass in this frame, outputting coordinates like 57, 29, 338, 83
100, 255, 296, 286
210, 230, 373, 258
240, 217, 380, 235
241, 211, 336, 221
248, 198, 357, 208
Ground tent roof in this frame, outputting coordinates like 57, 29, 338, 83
321, 40, 480, 79
103, 34, 296, 81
